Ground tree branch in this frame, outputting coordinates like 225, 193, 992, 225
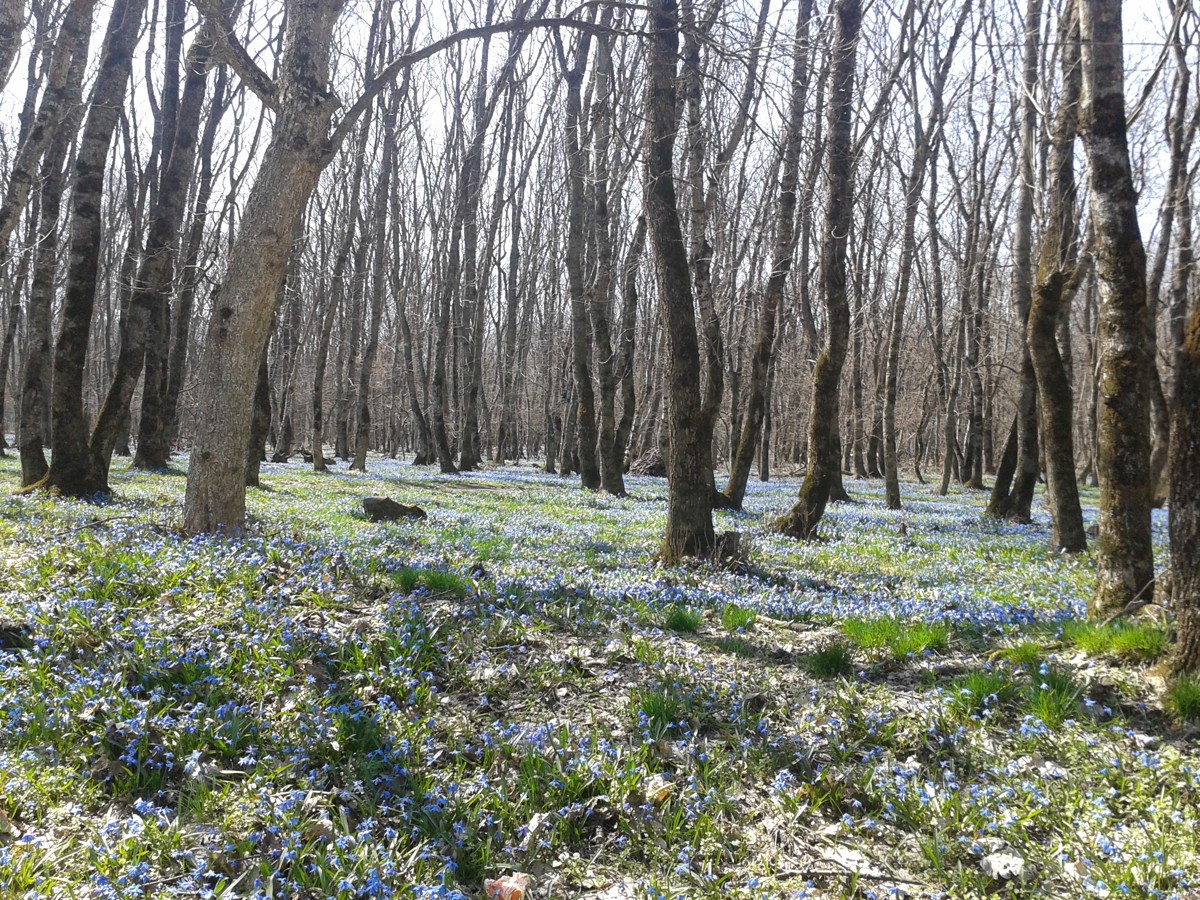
191, 0, 278, 109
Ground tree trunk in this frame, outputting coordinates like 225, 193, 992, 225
93, 26, 216, 474
183, 0, 344, 534
643, 0, 715, 560
1027, 1, 1086, 553
18, 56, 88, 485
613, 218, 647, 470
44, 0, 149, 497
0, 0, 25, 94
351, 91, 399, 472
1171, 266, 1200, 673
724, 0, 812, 510
883, 1, 970, 510
562, 31, 601, 489
777, 0, 860, 539
245, 346, 271, 487
1080, 0, 1154, 616
146, 68, 228, 468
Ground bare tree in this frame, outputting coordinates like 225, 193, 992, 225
1080, 0, 1154, 616
776, 0, 861, 540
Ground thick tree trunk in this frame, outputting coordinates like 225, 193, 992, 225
643, 0, 715, 560
1080, 0, 1154, 616
777, 0, 860, 539
183, 0, 344, 534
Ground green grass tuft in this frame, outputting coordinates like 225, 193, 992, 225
947, 669, 1020, 718
1061, 619, 1170, 663
842, 617, 949, 660
1026, 666, 1082, 726
801, 643, 854, 679
664, 605, 702, 633
720, 603, 756, 632
1166, 674, 1200, 724
634, 685, 688, 740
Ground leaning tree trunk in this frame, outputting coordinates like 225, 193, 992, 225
44, 0, 149, 497
1028, 1, 1086, 553
183, 0, 344, 534
643, 0, 715, 560
777, 0, 860, 540
1080, 0, 1154, 616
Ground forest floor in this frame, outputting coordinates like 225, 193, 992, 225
0, 454, 1198, 900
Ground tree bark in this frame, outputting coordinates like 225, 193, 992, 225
93, 25, 217, 473
44, 0, 149, 497
1171, 261, 1200, 673
1027, 0, 1086, 553
643, 0, 715, 560
724, 0, 812, 510
1080, 0, 1154, 616
183, 0, 345, 533
777, 0, 860, 540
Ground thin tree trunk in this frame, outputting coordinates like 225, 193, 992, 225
883, 1, 970, 509
724, 0, 812, 510
777, 0, 860, 539
1028, 0, 1086, 552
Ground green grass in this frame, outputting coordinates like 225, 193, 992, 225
1, 457, 1197, 899
996, 640, 1046, 667
841, 617, 949, 660
634, 685, 688, 740
800, 643, 854, 679
720, 602, 756, 632
1061, 619, 1171, 663
1166, 674, 1200, 724
946, 669, 1020, 718
663, 605, 702, 633
1026, 666, 1083, 726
